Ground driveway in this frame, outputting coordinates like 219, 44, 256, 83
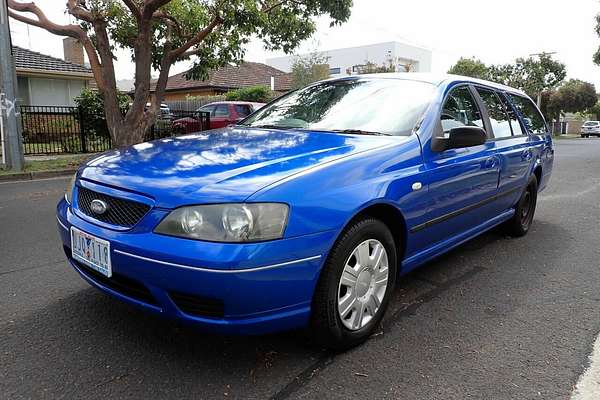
1, 138, 600, 399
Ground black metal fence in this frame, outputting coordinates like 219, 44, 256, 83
20, 106, 211, 155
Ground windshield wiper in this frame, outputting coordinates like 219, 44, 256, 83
331, 129, 391, 136
251, 124, 294, 130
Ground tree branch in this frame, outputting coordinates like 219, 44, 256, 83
141, 0, 172, 20
168, 15, 223, 60
261, 0, 303, 13
152, 10, 186, 39
65, 0, 93, 22
8, 1, 83, 36
122, 0, 142, 21
7, 1, 105, 90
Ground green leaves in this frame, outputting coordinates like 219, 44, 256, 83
448, 53, 566, 100
225, 85, 274, 102
101, 0, 352, 79
291, 51, 330, 89
549, 79, 597, 115
447, 57, 489, 80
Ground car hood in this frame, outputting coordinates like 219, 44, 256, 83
80, 126, 400, 208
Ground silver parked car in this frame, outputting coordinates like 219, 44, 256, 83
581, 121, 600, 138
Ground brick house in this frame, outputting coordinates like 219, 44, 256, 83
153, 62, 292, 101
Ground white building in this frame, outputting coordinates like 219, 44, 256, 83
266, 41, 432, 78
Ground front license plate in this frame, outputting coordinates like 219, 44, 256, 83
71, 227, 112, 277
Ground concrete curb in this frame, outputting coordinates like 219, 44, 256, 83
0, 168, 76, 183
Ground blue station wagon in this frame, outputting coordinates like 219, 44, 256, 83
57, 74, 553, 349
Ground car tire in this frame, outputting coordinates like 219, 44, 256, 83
503, 175, 538, 237
310, 217, 397, 351
581, 134, 586, 138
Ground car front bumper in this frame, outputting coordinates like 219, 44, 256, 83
56, 198, 337, 334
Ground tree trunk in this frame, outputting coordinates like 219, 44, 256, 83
109, 114, 154, 148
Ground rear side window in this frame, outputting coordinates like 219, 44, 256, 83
441, 86, 484, 134
498, 94, 525, 136
476, 88, 512, 138
214, 104, 230, 118
196, 105, 214, 116
508, 95, 547, 134
235, 105, 252, 118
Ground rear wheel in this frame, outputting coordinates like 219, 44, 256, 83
310, 218, 397, 350
503, 175, 538, 237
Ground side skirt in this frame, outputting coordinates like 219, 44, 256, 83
400, 208, 515, 275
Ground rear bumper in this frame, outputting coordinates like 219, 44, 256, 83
57, 199, 338, 334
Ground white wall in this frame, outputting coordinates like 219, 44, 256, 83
267, 41, 432, 78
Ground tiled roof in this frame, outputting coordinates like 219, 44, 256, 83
154, 62, 293, 93
12, 46, 93, 75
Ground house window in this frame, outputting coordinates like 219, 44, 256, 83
329, 67, 341, 75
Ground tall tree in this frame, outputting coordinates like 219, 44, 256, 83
493, 53, 566, 106
447, 57, 490, 80
290, 50, 330, 89
544, 80, 597, 121
588, 101, 600, 121
7, 0, 351, 147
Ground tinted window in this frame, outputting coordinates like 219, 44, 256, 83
584, 121, 600, 127
498, 94, 525, 136
214, 104, 230, 118
197, 105, 214, 115
477, 88, 512, 138
508, 95, 547, 134
441, 86, 484, 134
242, 79, 435, 136
235, 105, 252, 117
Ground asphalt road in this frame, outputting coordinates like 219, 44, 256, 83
2, 138, 600, 400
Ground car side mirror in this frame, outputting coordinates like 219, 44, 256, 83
446, 126, 487, 149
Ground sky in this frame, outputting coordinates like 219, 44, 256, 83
8, 0, 600, 87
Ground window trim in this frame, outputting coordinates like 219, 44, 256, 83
505, 93, 548, 136
431, 83, 492, 151
473, 86, 529, 141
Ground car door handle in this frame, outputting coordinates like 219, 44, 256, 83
485, 157, 498, 169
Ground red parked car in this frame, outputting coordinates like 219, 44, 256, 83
172, 101, 265, 134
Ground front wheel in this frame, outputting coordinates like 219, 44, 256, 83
310, 218, 397, 350
503, 175, 538, 237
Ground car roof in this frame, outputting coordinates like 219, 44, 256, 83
324, 72, 528, 96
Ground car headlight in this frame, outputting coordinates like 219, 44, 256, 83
155, 203, 289, 242
65, 173, 76, 204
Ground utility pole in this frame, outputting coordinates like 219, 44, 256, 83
0, 0, 24, 170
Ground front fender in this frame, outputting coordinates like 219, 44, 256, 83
247, 136, 428, 240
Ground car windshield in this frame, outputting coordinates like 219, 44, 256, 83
584, 121, 599, 126
241, 79, 435, 136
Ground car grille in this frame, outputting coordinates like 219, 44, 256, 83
77, 186, 151, 228
169, 291, 225, 318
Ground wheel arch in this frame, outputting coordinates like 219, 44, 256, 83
533, 164, 542, 189
337, 201, 408, 270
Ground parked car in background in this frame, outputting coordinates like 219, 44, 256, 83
172, 101, 266, 134
57, 74, 553, 350
130, 103, 173, 120
581, 121, 600, 138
